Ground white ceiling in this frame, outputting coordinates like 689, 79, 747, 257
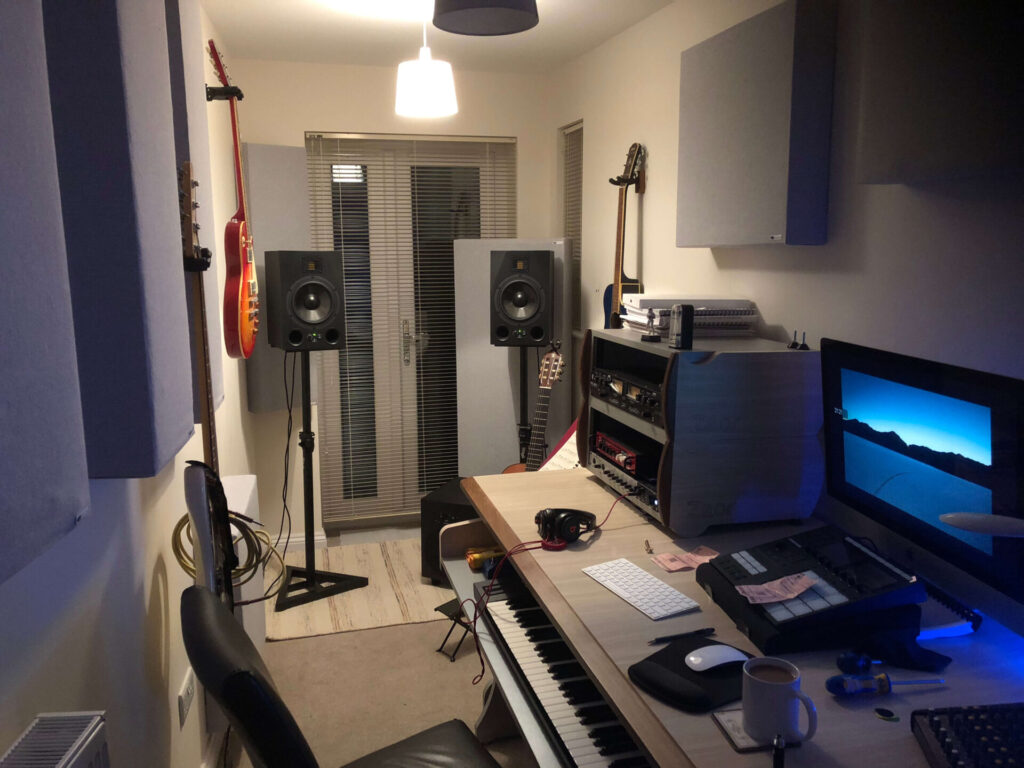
201, 0, 673, 74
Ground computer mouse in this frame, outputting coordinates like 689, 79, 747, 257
684, 644, 749, 672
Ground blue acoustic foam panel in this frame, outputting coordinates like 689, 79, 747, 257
42, 0, 195, 477
0, 2, 91, 583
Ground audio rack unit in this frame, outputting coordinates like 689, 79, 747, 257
578, 329, 824, 536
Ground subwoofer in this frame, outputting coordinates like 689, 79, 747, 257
264, 250, 345, 351
490, 250, 553, 346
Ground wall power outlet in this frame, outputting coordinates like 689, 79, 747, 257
178, 666, 196, 728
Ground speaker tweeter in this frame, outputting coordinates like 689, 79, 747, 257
264, 251, 345, 351
490, 250, 553, 347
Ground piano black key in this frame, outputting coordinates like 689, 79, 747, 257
563, 684, 603, 707
506, 595, 537, 611
579, 704, 615, 725
513, 609, 551, 628
550, 662, 585, 680
560, 679, 601, 699
538, 642, 575, 663
526, 625, 560, 643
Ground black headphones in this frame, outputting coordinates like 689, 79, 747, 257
535, 508, 597, 548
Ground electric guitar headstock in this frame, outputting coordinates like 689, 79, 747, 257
207, 39, 231, 88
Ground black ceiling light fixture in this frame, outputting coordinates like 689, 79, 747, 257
432, 0, 539, 36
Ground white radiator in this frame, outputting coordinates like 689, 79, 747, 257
0, 712, 109, 768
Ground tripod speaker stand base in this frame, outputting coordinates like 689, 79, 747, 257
275, 350, 368, 612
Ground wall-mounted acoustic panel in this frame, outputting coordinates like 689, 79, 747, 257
855, 0, 1024, 184
0, 2, 90, 583
242, 144, 313, 412
676, 0, 837, 246
42, 0, 194, 477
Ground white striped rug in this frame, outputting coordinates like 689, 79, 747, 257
264, 538, 455, 641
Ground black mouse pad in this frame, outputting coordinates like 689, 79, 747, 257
628, 636, 751, 713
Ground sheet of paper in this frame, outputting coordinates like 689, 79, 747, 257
735, 572, 818, 604
539, 421, 581, 471
651, 546, 719, 572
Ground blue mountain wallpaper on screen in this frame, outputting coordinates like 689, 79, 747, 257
840, 369, 993, 554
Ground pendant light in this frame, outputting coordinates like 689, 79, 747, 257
395, 22, 458, 118
433, 0, 539, 36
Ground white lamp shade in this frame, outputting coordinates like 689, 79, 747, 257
395, 46, 458, 118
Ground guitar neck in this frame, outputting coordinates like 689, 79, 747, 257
524, 388, 552, 471
192, 270, 219, 475
227, 98, 247, 221
611, 187, 629, 313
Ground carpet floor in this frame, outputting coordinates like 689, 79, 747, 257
235, 618, 536, 767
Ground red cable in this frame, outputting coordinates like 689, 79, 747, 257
597, 491, 630, 529
460, 540, 543, 685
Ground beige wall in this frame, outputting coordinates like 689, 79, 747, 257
0, 6, 255, 767
551, 0, 1024, 378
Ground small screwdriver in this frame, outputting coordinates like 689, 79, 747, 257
826, 672, 945, 697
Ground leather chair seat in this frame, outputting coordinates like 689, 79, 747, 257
340, 719, 498, 768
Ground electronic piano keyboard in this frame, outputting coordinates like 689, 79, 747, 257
475, 570, 653, 767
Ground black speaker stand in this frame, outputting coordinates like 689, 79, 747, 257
517, 347, 531, 462
275, 351, 368, 611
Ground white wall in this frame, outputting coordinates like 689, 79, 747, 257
0, 5, 256, 767
550, 0, 1024, 379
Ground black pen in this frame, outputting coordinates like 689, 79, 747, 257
647, 627, 716, 645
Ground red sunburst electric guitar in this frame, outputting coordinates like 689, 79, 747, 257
208, 39, 259, 359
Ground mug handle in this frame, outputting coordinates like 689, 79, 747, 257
791, 691, 817, 742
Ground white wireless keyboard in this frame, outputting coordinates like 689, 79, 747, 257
582, 558, 700, 620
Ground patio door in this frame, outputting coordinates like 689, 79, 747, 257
306, 134, 516, 524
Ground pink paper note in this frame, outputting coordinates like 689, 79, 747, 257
735, 573, 818, 604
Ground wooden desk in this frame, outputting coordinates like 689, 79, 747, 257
442, 468, 1024, 768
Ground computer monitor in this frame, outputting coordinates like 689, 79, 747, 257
821, 339, 1024, 605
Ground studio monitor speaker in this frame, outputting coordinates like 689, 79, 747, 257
264, 250, 345, 351
490, 250, 553, 346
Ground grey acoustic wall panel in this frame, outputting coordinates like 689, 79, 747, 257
0, 2, 90, 583
855, 0, 1024, 184
242, 144, 314, 412
42, 0, 194, 477
676, 0, 837, 247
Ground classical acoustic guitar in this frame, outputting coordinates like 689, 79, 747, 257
208, 39, 259, 359
503, 345, 565, 473
602, 142, 646, 329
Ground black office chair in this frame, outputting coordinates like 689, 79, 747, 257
180, 585, 500, 768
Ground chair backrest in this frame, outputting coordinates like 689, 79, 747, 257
180, 586, 319, 768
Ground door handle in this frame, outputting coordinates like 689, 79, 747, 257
402, 321, 430, 366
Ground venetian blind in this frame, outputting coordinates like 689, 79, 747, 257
561, 121, 583, 414
305, 132, 517, 525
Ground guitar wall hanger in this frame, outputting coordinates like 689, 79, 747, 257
206, 84, 243, 102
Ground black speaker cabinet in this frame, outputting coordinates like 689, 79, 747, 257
490, 250, 553, 346
420, 477, 478, 586
264, 250, 345, 351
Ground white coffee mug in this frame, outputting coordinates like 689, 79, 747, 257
742, 657, 817, 744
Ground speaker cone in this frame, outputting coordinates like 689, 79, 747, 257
498, 278, 540, 321
292, 280, 333, 324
